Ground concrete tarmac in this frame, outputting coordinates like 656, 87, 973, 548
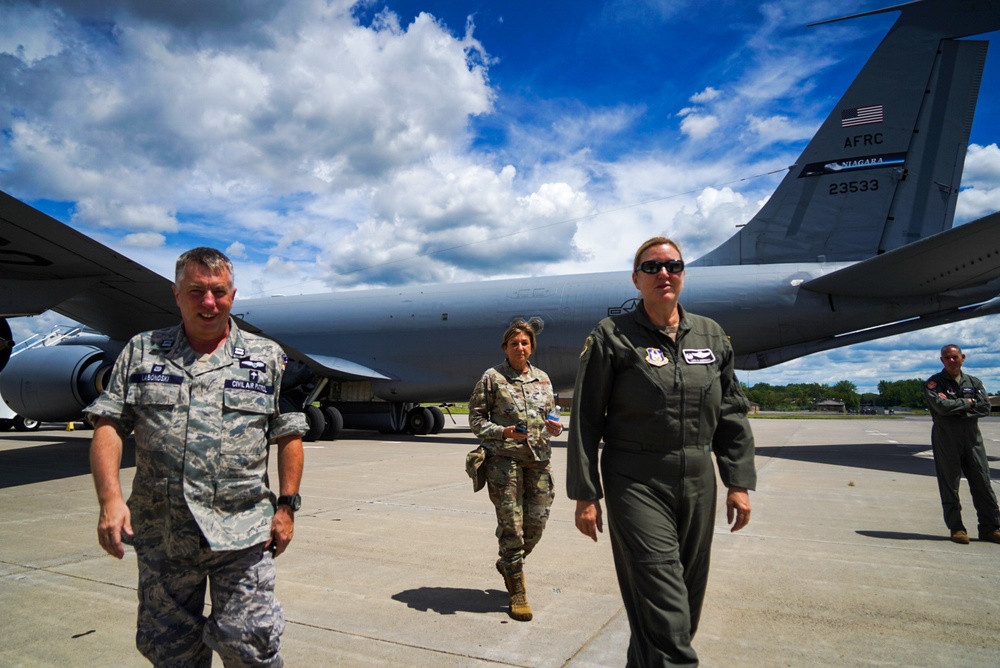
1, 415, 999, 667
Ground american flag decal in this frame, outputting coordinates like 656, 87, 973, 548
841, 104, 883, 127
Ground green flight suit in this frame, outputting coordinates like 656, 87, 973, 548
924, 369, 1000, 534
567, 303, 756, 667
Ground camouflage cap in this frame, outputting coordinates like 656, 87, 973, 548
465, 445, 488, 492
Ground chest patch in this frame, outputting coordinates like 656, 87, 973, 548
225, 378, 274, 394
645, 348, 669, 367
130, 365, 183, 385
682, 348, 716, 365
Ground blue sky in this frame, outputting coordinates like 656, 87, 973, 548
2, 0, 999, 394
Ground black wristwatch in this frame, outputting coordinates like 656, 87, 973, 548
276, 493, 302, 511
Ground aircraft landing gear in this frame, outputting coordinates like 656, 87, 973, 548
322, 406, 343, 440
303, 405, 325, 442
405, 407, 434, 435
13, 415, 40, 432
427, 406, 445, 434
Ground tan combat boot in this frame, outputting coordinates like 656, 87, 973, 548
507, 570, 533, 622
496, 562, 533, 621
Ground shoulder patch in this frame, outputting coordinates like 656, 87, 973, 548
926, 380, 937, 390
645, 348, 669, 367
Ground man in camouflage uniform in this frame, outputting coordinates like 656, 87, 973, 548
924, 344, 1000, 545
469, 322, 561, 621
88, 247, 307, 667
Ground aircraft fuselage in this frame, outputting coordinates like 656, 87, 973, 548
234, 263, 1000, 401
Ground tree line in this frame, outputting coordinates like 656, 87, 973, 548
744, 379, 935, 411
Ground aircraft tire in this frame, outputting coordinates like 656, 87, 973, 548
303, 405, 326, 442
428, 406, 445, 434
406, 407, 433, 435
322, 406, 344, 440
13, 415, 41, 432
0, 419, 12, 431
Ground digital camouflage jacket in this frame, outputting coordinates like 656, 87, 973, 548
85, 319, 307, 558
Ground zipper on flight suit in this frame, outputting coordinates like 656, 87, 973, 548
658, 328, 686, 478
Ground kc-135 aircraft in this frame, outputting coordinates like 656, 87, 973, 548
2, 0, 1000, 439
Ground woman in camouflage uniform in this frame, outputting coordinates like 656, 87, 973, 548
469, 322, 562, 621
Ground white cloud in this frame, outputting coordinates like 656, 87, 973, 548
74, 198, 178, 233
690, 87, 720, 104
679, 114, 721, 140
955, 143, 1000, 222
226, 241, 248, 259
121, 232, 167, 249
1, 2, 494, 271
0, 3, 64, 64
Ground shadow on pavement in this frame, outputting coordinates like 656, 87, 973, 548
856, 530, 950, 542
392, 586, 508, 615
0, 438, 135, 489
755, 442, 944, 477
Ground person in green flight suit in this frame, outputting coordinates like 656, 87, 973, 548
924, 344, 1000, 545
567, 236, 756, 667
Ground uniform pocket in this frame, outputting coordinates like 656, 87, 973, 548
125, 382, 182, 407
214, 477, 268, 514
221, 388, 274, 457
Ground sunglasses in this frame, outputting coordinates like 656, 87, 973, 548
636, 259, 685, 274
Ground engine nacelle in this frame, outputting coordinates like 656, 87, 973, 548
0, 319, 12, 373
0, 345, 115, 422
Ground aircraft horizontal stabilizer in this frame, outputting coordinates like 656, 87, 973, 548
801, 211, 1000, 297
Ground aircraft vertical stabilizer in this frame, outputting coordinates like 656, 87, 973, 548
695, 0, 1000, 267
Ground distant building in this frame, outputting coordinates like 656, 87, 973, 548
990, 396, 1000, 414
813, 399, 846, 414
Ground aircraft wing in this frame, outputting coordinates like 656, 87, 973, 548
801, 211, 1000, 298
0, 189, 392, 382
0, 190, 179, 340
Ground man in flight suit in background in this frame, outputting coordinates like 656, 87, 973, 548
924, 344, 1000, 546
87, 247, 307, 667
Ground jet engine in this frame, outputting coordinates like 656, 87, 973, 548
0, 319, 12, 373
0, 345, 116, 422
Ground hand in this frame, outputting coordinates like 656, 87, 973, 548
502, 426, 529, 441
575, 499, 603, 542
97, 497, 133, 559
544, 419, 563, 437
726, 486, 751, 532
265, 506, 295, 557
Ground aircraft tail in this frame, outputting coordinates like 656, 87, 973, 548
694, 0, 1000, 267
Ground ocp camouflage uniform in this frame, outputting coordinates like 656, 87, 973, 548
469, 360, 556, 575
85, 318, 307, 668
924, 369, 1000, 536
